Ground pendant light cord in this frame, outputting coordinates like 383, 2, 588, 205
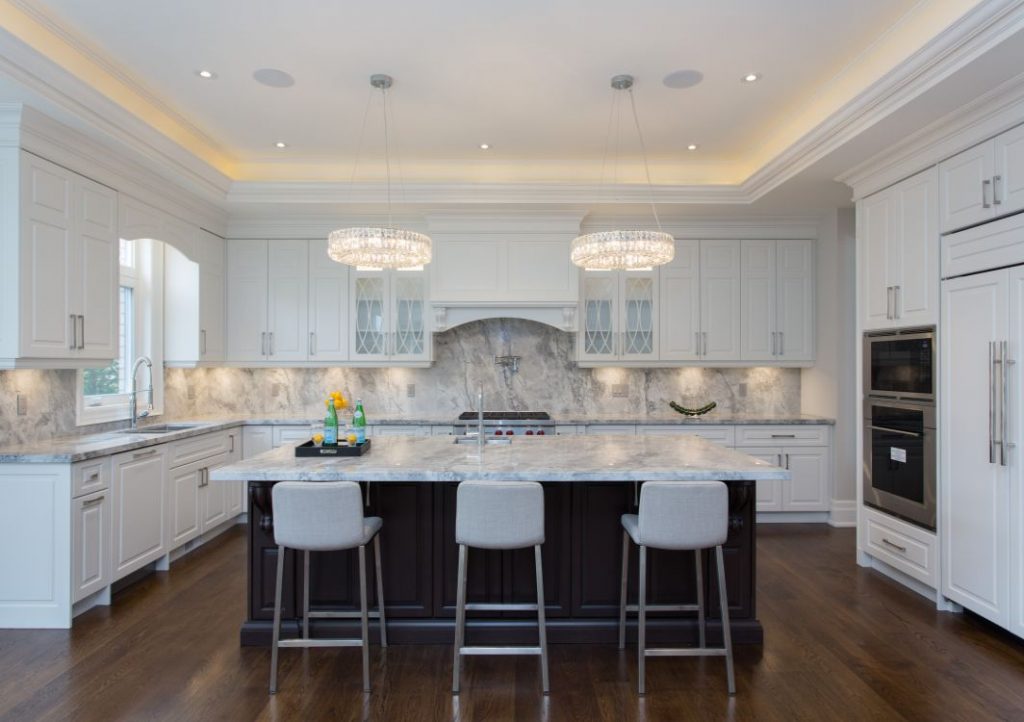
381, 84, 393, 228
627, 87, 663, 231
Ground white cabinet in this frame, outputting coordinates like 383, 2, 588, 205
735, 425, 831, 513
242, 426, 274, 458
167, 431, 242, 551
659, 240, 702, 361
111, 446, 167, 581
72, 490, 111, 602
165, 229, 225, 365
226, 239, 269, 362
351, 269, 430, 364
940, 124, 1024, 233
736, 448, 784, 512
308, 239, 349, 361
861, 167, 939, 330
637, 424, 735, 446
699, 240, 742, 361
578, 270, 657, 363
1, 151, 118, 367
168, 460, 202, 549
740, 240, 814, 362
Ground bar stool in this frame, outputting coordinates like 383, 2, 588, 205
452, 480, 549, 694
269, 481, 387, 694
618, 480, 735, 695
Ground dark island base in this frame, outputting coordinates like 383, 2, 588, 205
242, 480, 761, 647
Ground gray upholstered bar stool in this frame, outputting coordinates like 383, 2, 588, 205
452, 480, 549, 694
269, 481, 386, 695
618, 480, 735, 695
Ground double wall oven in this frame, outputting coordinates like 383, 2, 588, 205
863, 328, 936, 530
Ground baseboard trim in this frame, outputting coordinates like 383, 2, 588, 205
828, 499, 857, 528
757, 511, 829, 524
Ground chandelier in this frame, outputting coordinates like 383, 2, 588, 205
571, 75, 674, 270
328, 75, 432, 269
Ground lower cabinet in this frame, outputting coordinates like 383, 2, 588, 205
111, 446, 168, 580
72, 489, 111, 602
736, 445, 830, 512
168, 434, 243, 552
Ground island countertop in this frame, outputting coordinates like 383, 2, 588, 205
210, 434, 789, 483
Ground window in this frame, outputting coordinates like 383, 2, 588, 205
82, 286, 135, 406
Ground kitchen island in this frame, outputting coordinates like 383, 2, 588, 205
211, 434, 788, 647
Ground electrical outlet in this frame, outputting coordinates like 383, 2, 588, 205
187, 386, 196, 400
612, 384, 629, 398
407, 383, 416, 398
738, 383, 747, 397
16, 393, 27, 416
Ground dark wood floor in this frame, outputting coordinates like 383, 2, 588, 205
2, 524, 1023, 722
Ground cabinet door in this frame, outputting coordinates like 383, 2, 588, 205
782, 447, 829, 511
351, 272, 389, 361
308, 239, 349, 362
1009, 266, 1024, 639
939, 139, 994, 233
700, 240, 742, 361
75, 178, 119, 360
894, 169, 938, 326
168, 461, 201, 549
579, 272, 618, 361
20, 154, 75, 358
201, 454, 230, 532
861, 191, 893, 331
994, 123, 1024, 219
740, 240, 776, 361
392, 271, 429, 361
198, 231, 225, 362
736, 447, 783, 512
226, 240, 269, 361
242, 426, 274, 459
620, 271, 657, 360
659, 240, 701, 361
941, 270, 1010, 625
267, 240, 309, 361
776, 240, 815, 361
112, 447, 167, 580
72, 491, 111, 602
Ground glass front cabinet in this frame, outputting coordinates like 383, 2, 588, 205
351, 268, 430, 364
578, 270, 658, 363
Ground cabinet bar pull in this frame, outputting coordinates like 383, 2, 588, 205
77, 315, 85, 349
983, 178, 992, 208
695, 331, 701, 356
201, 329, 207, 355
309, 332, 316, 356
881, 537, 907, 553
82, 495, 105, 507
771, 433, 796, 438
990, 342, 997, 464
993, 175, 1003, 205
260, 332, 266, 356
886, 287, 893, 320
702, 331, 708, 357
87, 472, 100, 481
269, 332, 274, 356
229, 434, 235, 453
70, 314, 77, 350
132, 448, 158, 459
779, 331, 784, 356
1002, 340, 1012, 466
771, 331, 777, 356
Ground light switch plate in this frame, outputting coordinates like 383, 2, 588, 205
612, 384, 629, 398
407, 384, 416, 398
738, 383, 747, 397
187, 386, 196, 400
16, 393, 27, 416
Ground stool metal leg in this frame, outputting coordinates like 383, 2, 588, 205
534, 545, 550, 694
358, 544, 370, 693
695, 549, 705, 649
618, 530, 629, 650
715, 545, 735, 695
637, 545, 647, 696
452, 543, 468, 694
374, 534, 387, 648
302, 550, 310, 640
269, 545, 285, 694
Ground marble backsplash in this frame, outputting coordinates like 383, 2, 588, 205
0, 319, 800, 446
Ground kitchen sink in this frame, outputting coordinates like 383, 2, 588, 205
119, 423, 203, 434
453, 436, 512, 445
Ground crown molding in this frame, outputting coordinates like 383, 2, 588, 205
580, 215, 821, 239
837, 69, 1024, 198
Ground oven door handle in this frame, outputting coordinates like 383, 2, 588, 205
868, 425, 922, 438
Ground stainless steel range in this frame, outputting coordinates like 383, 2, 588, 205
455, 411, 554, 436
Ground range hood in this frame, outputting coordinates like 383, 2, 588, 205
432, 303, 577, 333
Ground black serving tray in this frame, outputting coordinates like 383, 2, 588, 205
295, 439, 370, 457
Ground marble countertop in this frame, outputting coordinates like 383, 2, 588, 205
209, 434, 790, 483
0, 412, 833, 463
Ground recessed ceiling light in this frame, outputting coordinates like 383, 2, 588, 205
196, 70, 216, 79
687, 144, 698, 151
253, 68, 295, 88
275, 141, 287, 149
479, 143, 490, 150
742, 73, 761, 83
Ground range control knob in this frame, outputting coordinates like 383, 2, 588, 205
537, 430, 546, 435
525, 430, 534, 435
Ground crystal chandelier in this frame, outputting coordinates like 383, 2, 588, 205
571, 75, 674, 270
328, 75, 432, 269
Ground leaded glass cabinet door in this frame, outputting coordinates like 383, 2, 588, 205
351, 272, 389, 361
392, 271, 429, 361
620, 271, 658, 359
580, 272, 618, 361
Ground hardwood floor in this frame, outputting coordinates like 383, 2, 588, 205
2, 524, 1023, 721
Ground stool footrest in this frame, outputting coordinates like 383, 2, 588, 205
644, 647, 728, 658
464, 603, 538, 612
459, 646, 542, 656
305, 610, 382, 619
625, 603, 699, 613
277, 638, 364, 649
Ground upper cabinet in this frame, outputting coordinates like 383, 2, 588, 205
0, 151, 118, 368
307, 239, 350, 362
659, 240, 702, 361
578, 269, 658, 363
741, 239, 815, 362
861, 167, 939, 331
165, 229, 225, 366
700, 240, 743, 362
351, 268, 429, 364
939, 123, 1024, 234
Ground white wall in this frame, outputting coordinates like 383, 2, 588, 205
802, 207, 857, 525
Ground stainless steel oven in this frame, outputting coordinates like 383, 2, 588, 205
863, 327, 935, 401
862, 398, 936, 530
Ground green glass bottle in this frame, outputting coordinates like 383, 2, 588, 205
324, 399, 339, 446
353, 399, 366, 444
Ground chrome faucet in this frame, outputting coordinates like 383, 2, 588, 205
477, 385, 485, 452
129, 356, 153, 430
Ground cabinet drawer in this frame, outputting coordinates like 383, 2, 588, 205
638, 425, 735, 446
273, 426, 310, 448
735, 425, 828, 447
864, 507, 937, 588
73, 457, 110, 498
168, 432, 231, 469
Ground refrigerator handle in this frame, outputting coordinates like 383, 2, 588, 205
990, 342, 997, 464
1003, 340, 1014, 466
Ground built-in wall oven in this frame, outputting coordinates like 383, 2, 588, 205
863, 327, 937, 530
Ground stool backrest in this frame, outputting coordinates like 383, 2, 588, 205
638, 481, 728, 550
456, 480, 545, 549
272, 481, 365, 551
